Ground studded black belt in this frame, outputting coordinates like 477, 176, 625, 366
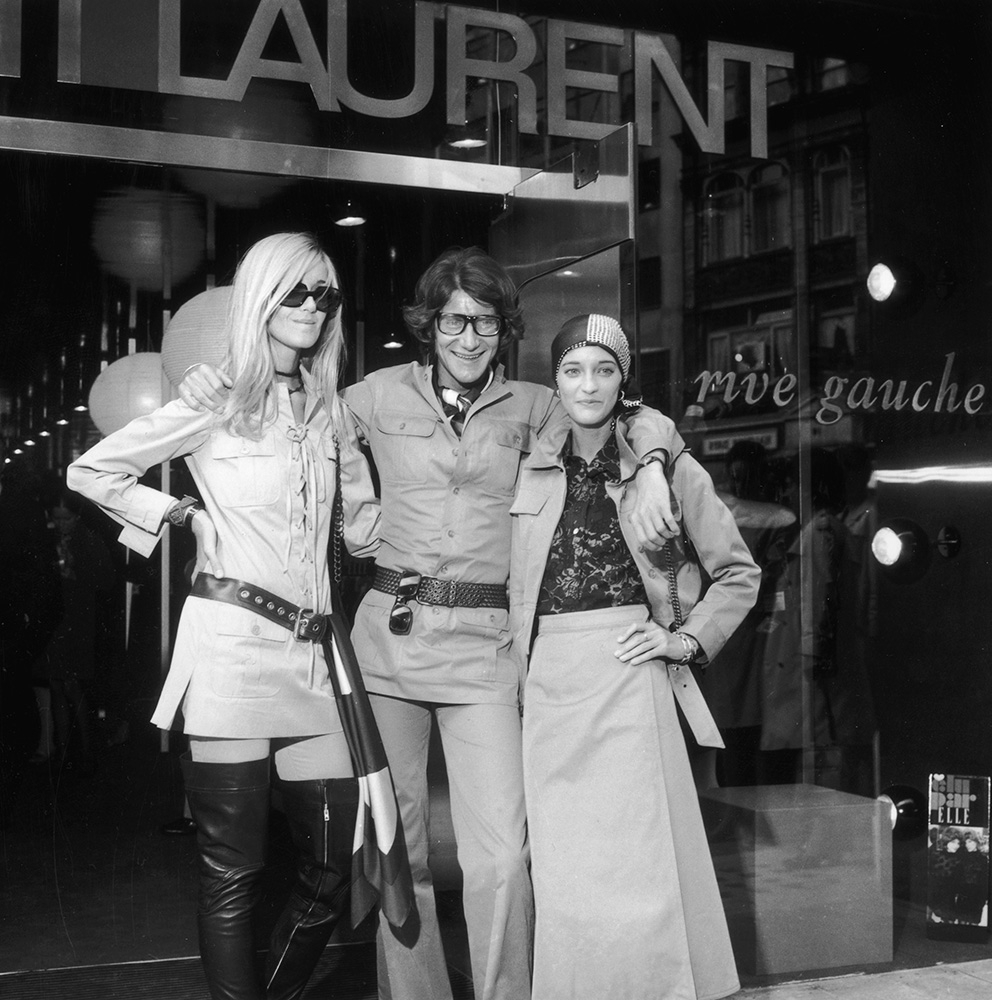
372, 566, 508, 610
191, 574, 329, 641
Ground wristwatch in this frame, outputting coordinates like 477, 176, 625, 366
167, 495, 203, 528
634, 453, 667, 474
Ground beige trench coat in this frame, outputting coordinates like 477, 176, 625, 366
509, 411, 761, 747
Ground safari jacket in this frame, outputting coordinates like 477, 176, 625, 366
344, 362, 681, 705
508, 410, 760, 746
67, 372, 380, 737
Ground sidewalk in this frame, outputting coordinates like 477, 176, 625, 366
739, 958, 992, 998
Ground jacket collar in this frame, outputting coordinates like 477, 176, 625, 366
415, 361, 511, 409
525, 410, 641, 478
524, 408, 571, 471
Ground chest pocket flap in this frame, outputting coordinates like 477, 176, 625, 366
375, 411, 438, 437
492, 421, 531, 453
207, 432, 279, 506
211, 434, 277, 459
509, 486, 550, 517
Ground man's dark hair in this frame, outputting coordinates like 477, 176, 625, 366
402, 246, 523, 360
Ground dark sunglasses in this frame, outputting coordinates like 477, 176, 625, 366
280, 283, 343, 313
388, 570, 422, 636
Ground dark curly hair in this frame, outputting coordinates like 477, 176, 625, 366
402, 246, 523, 361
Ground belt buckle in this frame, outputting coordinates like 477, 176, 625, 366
293, 609, 327, 642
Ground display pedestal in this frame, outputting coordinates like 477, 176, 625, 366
700, 783, 892, 976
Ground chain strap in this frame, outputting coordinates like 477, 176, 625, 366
663, 539, 684, 631
332, 433, 343, 586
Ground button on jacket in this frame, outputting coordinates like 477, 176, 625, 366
67, 371, 380, 737
344, 362, 683, 705
509, 411, 761, 746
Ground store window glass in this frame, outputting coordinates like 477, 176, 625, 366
638, 255, 662, 309
814, 146, 852, 240
702, 173, 744, 264
724, 61, 747, 120
767, 65, 794, 106
816, 56, 851, 91
750, 163, 791, 253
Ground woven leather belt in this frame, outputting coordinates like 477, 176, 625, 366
372, 566, 508, 610
191, 574, 329, 641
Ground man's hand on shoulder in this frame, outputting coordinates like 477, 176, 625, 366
179, 363, 232, 412
629, 459, 680, 550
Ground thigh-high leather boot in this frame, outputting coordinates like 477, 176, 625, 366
264, 777, 359, 1000
181, 753, 271, 1000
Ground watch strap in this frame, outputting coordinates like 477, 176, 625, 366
167, 495, 203, 528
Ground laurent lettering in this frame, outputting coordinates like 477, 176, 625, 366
26, 0, 793, 157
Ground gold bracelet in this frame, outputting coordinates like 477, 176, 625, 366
675, 631, 698, 664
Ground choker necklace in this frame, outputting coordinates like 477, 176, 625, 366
275, 368, 304, 396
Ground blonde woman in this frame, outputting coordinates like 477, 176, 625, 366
68, 233, 409, 1000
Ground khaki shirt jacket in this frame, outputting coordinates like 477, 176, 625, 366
344, 362, 680, 705
67, 372, 380, 737
508, 411, 761, 746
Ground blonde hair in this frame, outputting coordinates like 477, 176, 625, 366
222, 233, 347, 438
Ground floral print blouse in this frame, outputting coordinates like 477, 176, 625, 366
536, 430, 649, 616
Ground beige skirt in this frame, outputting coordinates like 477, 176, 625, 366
523, 605, 739, 1000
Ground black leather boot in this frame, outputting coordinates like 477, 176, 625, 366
265, 777, 359, 1000
181, 753, 271, 1000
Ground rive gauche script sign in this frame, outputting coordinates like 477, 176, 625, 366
695, 353, 988, 425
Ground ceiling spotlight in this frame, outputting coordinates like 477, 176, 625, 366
445, 123, 488, 149
56, 417, 69, 426
74, 402, 89, 412
12, 448, 23, 455
383, 333, 404, 350
23, 438, 36, 447
334, 198, 366, 227
39, 429, 51, 438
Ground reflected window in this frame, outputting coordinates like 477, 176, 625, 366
816, 57, 850, 91
702, 173, 744, 264
638, 255, 662, 309
750, 163, 791, 253
724, 61, 747, 120
814, 146, 852, 240
816, 309, 856, 371
707, 309, 794, 383
726, 61, 792, 118
639, 157, 661, 213
767, 65, 794, 106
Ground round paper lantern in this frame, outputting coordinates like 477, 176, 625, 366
162, 286, 231, 387
88, 353, 164, 437
91, 187, 205, 290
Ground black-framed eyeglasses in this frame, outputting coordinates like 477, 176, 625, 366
435, 312, 503, 337
280, 283, 343, 314
388, 570, 422, 635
